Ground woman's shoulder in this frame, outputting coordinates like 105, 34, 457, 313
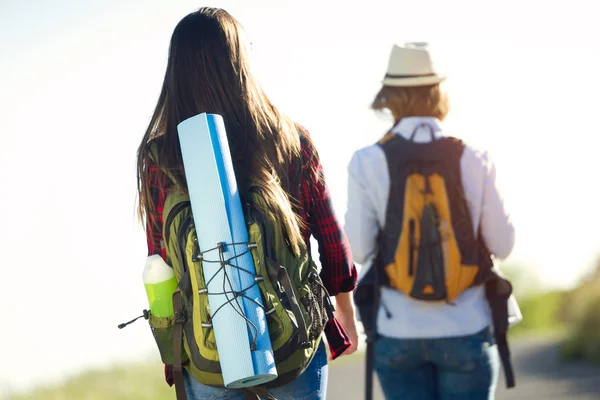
349, 142, 386, 174
144, 135, 173, 187
297, 125, 313, 150
296, 125, 318, 166
453, 137, 495, 173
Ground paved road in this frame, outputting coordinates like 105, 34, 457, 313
327, 337, 600, 399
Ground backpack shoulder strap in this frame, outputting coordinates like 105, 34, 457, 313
377, 130, 396, 146
485, 276, 516, 388
172, 289, 188, 400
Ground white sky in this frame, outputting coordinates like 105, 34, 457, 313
1, 0, 599, 394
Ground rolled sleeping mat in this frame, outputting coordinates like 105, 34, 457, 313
177, 113, 277, 388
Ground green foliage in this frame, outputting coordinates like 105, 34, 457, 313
7, 259, 600, 399
560, 258, 600, 364
500, 261, 544, 300
508, 290, 567, 337
5, 362, 173, 400
499, 261, 567, 337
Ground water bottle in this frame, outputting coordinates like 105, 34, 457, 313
143, 255, 178, 317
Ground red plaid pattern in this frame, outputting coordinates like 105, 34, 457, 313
295, 134, 358, 295
145, 131, 357, 384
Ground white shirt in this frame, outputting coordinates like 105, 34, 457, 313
345, 117, 517, 339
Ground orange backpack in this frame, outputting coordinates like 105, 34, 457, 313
355, 128, 516, 391
376, 130, 483, 302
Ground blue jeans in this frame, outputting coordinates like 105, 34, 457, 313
183, 342, 328, 400
375, 328, 499, 400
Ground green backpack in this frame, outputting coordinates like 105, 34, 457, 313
146, 147, 334, 399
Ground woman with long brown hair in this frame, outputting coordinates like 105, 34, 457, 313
137, 7, 358, 399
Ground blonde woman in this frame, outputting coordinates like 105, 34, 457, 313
345, 43, 517, 399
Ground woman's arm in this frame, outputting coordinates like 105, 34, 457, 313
305, 148, 358, 296
332, 291, 359, 357
344, 151, 381, 264
473, 150, 516, 259
144, 157, 168, 259
143, 156, 175, 386
302, 138, 359, 357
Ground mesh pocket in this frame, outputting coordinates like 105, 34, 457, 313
305, 279, 329, 341
148, 313, 189, 365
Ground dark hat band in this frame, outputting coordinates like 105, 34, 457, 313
384, 73, 436, 79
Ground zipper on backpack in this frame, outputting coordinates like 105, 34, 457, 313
177, 214, 194, 273
409, 219, 416, 276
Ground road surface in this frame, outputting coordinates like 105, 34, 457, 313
327, 336, 600, 399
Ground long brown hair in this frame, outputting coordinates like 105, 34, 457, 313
137, 7, 307, 254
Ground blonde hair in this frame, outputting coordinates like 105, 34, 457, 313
371, 83, 449, 122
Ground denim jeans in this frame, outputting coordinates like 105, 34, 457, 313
374, 328, 499, 400
183, 342, 328, 400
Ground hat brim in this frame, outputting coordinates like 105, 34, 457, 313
382, 74, 446, 87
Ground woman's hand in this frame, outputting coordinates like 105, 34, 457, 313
330, 291, 359, 359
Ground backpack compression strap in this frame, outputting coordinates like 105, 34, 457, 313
278, 266, 311, 349
496, 333, 515, 388
171, 288, 278, 400
172, 289, 188, 400
490, 305, 516, 388
365, 263, 381, 400
364, 297, 379, 400
486, 279, 516, 388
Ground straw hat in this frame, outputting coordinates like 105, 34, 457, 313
382, 42, 446, 87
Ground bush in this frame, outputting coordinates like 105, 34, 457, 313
561, 294, 600, 364
499, 261, 567, 337
560, 258, 600, 364
5, 362, 173, 400
508, 290, 567, 336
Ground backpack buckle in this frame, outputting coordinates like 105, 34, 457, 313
192, 251, 203, 262
174, 309, 186, 325
276, 281, 284, 294
300, 341, 311, 350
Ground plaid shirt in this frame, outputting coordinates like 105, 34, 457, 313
145, 131, 357, 384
